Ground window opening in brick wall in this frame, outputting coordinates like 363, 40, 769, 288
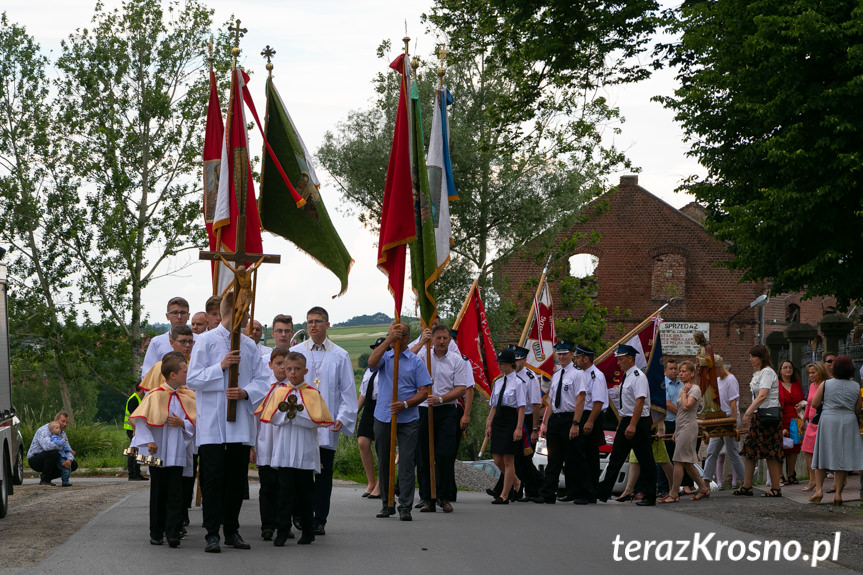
567, 253, 599, 298
651, 253, 686, 301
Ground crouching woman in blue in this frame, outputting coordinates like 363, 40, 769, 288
485, 349, 526, 505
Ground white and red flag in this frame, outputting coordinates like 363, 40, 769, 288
523, 279, 557, 380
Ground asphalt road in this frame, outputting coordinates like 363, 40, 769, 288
1, 482, 857, 575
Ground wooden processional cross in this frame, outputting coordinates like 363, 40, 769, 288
200, 20, 280, 421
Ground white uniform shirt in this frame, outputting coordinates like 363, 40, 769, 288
359, 369, 378, 401
619, 365, 650, 417
255, 382, 286, 467
462, 358, 476, 389
419, 349, 467, 407
186, 324, 270, 447
718, 373, 740, 418
290, 338, 358, 451
515, 367, 542, 415
269, 386, 321, 471
131, 390, 195, 468
257, 342, 274, 362
488, 374, 526, 409
548, 364, 580, 413
581, 364, 609, 411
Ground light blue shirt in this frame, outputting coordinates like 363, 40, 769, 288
373, 349, 432, 424
665, 377, 684, 422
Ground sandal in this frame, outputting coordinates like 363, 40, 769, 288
733, 486, 754, 496
658, 494, 679, 504
615, 493, 634, 502
761, 488, 782, 498
779, 475, 789, 486
788, 473, 799, 485
691, 488, 710, 501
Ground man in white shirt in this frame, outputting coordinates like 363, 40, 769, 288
416, 324, 467, 513
572, 343, 608, 503
597, 344, 656, 506
290, 306, 357, 536
186, 291, 270, 553
701, 354, 745, 487
141, 297, 192, 377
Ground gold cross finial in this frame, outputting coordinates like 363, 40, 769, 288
261, 45, 276, 75
438, 45, 448, 63
229, 19, 247, 48
261, 45, 276, 63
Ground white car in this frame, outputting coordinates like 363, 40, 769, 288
533, 430, 629, 495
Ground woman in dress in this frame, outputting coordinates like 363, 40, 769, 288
356, 337, 386, 498
735, 345, 783, 497
778, 360, 805, 485
485, 349, 525, 504
810, 356, 863, 505
659, 361, 711, 502
800, 362, 828, 492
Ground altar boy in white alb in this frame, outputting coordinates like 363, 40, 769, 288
129, 352, 196, 548
290, 306, 357, 535
186, 292, 270, 553
257, 350, 333, 546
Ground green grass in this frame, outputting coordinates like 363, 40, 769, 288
326, 325, 388, 368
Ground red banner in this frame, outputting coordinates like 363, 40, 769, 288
455, 284, 499, 398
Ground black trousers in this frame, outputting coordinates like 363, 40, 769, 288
198, 443, 250, 539
29, 450, 78, 482
181, 453, 198, 525
126, 429, 143, 478
598, 416, 656, 501
149, 466, 184, 540
417, 405, 458, 502
277, 467, 314, 538
313, 447, 336, 526
541, 412, 582, 499
580, 410, 605, 489
258, 465, 279, 532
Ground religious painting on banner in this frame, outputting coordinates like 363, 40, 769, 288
454, 285, 499, 398
523, 280, 556, 383
596, 317, 661, 412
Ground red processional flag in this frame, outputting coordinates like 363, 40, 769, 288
596, 317, 662, 398
523, 280, 557, 380
455, 283, 500, 398
376, 53, 416, 313
201, 67, 233, 294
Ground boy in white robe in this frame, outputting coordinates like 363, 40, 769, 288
130, 352, 196, 548
257, 351, 333, 546
255, 346, 287, 541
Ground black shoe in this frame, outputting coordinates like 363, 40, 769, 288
491, 497, 509, 505
183, 518, 190, 527
399, 511, 412, 521
179, 527, 187, 539
636, 499, 656, 507
420, 501, 436, 513
204, 535, 220, 553
313, 522, 326, 536
61, 482, 72, 487
297, 534, 315, 545
261, 529, 274, 541
557, 495, 576, 502
616, 494, 634, 502
167, 539, 180, 548
273, 529, 294, 546
224, 532, 251, 550
486, 488, 497, 497
292, 516, 303, 531
39, 480, 55, 486
150, 537, 164, 546
573, 498, 595, 505
376, 506, 395, 518
367, 494, 381, 499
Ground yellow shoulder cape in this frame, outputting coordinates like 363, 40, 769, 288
129, 383, 196, 427
257, 382, 334, 426
138, 361, 165, 392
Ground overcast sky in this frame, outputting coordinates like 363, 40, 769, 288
5, 0, 702, 326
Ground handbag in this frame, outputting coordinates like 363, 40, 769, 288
758, 406, 782, 424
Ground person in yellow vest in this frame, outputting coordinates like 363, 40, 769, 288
125, 391, 147, 481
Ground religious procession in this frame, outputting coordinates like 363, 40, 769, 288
113, 24, 863, 555
6, 4, 863, 570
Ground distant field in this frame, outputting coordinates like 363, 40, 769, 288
325, 324, 389, 367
